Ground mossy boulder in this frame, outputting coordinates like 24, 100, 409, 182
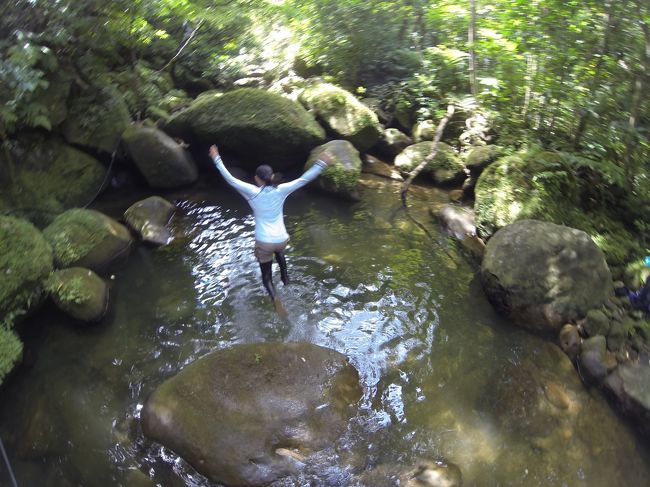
0, 326, 23, 385
46, 267, 109, 322
0, 135, 107, 226
465, 145, 503, 174
306, 140, 362, 200
42, 209, 132, 273
298, 82, 382, 152
474, 150, 640, 266
124, 196, 175, 246
141, 342, 362, 486
480, 219, 613, 333
412, 120, 436, 143
122, 125, 198, 188
62, 85, 130, 152
31, 70, 72, 127
0, 216, 53, 327
165, 88, 326, 169
394, 142, 466, 185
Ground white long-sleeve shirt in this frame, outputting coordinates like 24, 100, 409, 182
213, 156, 327, 243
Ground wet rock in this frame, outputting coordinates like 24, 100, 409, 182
306, 140, 362, 200
47, 267, 109, 322
362, 155, 403, 181
432, 204, 485, 258
43, 209, 133, 274
464, 145, 502, 175
558, 324, 581, 358
374, 128, 413, 159
584, 309, 611, 337
166, 88, 325, 169
405, 460, 462, 487
122, 125, 198, 188
299, 82, 382, 152
141, 342, 362, 486
480, 219, 613, 334
394, 142, 466, 186
580, 336, 616, 382
124, 196, 175, 245
604, 362, 650, 436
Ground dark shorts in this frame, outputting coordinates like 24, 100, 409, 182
254, 239, 289, 263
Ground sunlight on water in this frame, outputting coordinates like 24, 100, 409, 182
1, 176, 649, 487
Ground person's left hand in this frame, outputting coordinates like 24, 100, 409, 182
209, 145, 219, 160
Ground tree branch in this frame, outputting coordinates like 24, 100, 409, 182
400, 104, 455, 207
157, 19, 205, 73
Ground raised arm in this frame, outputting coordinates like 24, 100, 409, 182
278, 152, 333, 195
209, 145, 258, 199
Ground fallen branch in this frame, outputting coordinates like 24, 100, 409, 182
157, 19, 205, 73
400, 104, 455, 207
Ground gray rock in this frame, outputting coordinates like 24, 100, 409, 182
124, 196, 175, 245
604, 362, 650, 436
580, 336, 616, 382
141, 342, 362, 486
607, 320, 627, 352
480, 220, 613, 333
412, 120, 436, 143
374, 128, 413, 158
362, 155, 403, 181
122, 125, 198, 188
47, 268, 109, 322
394, 142, 466, 186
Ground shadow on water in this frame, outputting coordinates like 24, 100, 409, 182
1, 175, 650, 486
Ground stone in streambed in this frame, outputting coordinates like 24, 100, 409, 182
141, 342, 362, 486
306, 140, 362, 200
47, 267, 109, 322
124, 196, 175, 246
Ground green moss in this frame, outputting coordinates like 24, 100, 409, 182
0, 326, 23, 385
394, 141, 464, 184
306, 140, 362, 198
0, 216, 53, 326
46, 274, 91, 305
465, 145, 503, 170
42, 209, 113, 268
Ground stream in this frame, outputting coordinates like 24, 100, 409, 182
1, 174, 649, 486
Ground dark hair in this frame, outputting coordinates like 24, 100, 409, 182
255, 165, 277, 187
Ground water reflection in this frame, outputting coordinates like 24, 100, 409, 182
0, 176, 649, 486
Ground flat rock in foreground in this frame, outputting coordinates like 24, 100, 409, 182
141, 342, 362, 486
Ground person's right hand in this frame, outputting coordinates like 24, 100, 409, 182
209, 145, 219, 160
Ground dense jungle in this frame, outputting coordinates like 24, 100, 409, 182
1, 1, 650, 486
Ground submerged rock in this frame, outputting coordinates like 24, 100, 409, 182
43, 209, 132, 273
306, 140, 362, 200
122, 125, 198, 188
394, 142, 466, 186
47, 267, 109, 322
299, 82, 382, 152
362, 155, 403, 181
141, 342, 362, 486
165, 88, 325, 169
124, 196, 175, 245
480, 219, 613, 333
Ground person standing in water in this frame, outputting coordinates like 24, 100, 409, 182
208, 144, 332, 313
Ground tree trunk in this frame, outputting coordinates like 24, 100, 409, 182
468, 0, 478, 97
401, 105, 455, 207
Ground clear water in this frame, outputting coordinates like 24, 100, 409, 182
1, 175, 649, 487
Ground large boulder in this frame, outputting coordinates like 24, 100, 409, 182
165, 88, 326, 169
0, 216, 53, 326
141, 342, 362, 486
394, 142, 466, 186
122, 125, 198, 188
298, 82, 382, 152
46, 267, 109, 322
62, 85, 130, 153
604, 362, 650, 437
305, 140, 362, 200
474, 150, 638, 266
123, 196, 175, 245
480, 219, 613, 333
42, 209, 133, 273
373, 128, 412, 159
0, 135, 107, 226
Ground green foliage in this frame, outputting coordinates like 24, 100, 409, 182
46, 274, 91, 306
0, 325, 23, 385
